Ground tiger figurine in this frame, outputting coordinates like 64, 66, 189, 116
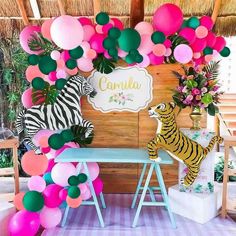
147, 102, 223, 187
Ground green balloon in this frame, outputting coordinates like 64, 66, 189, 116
103, 37, 116, 50
96, 12, 109, 25
61, 129, 74, 142
23, 191, 44, 212
187, 17, 200, 29
108, 48, 118, 57
69, 46, 84, 59
28, 54, 39, 65
108, 27, 121, 39
68, 175, 80, 186
48, 134, 65, 150
181, 20, 188, 29
129, 49, 139, 56
203, 47, 213, 55
151, 31, 166, 44
68, 186, 81, 199
78, 173, 88, 183
39, 56, 57, 75
134, 54, 143, 63
32, 77, 45, 90
118, 28, 141, 52
66, 59, 77, 69
220, 47, 231, 57
43, 172, 54, 185
55, 79, 67, 90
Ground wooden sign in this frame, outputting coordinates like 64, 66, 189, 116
87, 67, 153, 113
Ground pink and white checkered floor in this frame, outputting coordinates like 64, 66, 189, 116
42, 194, 236, 236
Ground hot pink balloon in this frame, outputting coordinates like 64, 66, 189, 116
111, 18, 124, 30
174, 44, 193, 64
102, 23, 113, 34
213, 36, 226, 52
200, 16, 214, 30
179, 27, 196, 44
20, 26, 42, 54
138, 34, 154, 54
61, 50, 70, 61
92, 177, 104, 195
25, 65, 45, 82
137, 54, 150, 68
22, 88, 33, 109
90, 34, 105, 53
43, 184, 63, 207
79, 17, 93, 26
45, 159, 56, 172
206, 31, 216, 47
195, 26, 208, 39
163, 39, 172, 48
40, 206, 62, 229
104, 50, 112, 59
77, 57, 94, 72
153, 3, 183, 35
83, 25, 95, 41
153, 44, 166, 57
193, 56, 204, 66
51, 15, 84, 50
48, 71, 57, 81
135, 22, 154, 35
191, 38, 207, 52
59, 188, 68, 201
41, 18, 54, 41
28, 176, 46, 192
149, 53, 164, 65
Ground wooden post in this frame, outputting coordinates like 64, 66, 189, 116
175, 0, 180, 6
93, 0, 101, 16
211, 0, 222, 24
130, 0, 144, 28
214, 114, 220, 151
57, 0, 66, 15
16, 0, 29, 26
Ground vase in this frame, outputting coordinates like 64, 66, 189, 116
189, 107, 203, 130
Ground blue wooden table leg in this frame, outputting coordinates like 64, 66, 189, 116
131, 163, 147, 209
83, 162, 105, 227
155, 164, 176, 229
148, 187, 156, 202
132, 163, 154, 227
100, 192, 106, 209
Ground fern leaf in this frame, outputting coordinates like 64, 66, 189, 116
203, 61, 220, 80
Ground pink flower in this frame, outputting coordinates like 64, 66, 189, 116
177, 86, 184, 92
201, 87, 207, 93
213, 86, 219, 91
192, 88, 200, 95
186, 95, 193, 101
182, 86, 188, 93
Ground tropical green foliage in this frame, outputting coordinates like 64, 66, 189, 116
93, 54, 115, 74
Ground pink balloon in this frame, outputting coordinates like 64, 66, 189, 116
174, 44, 193, 63
165, 48, 172, 57
79, 183, 89, 194
200, 16, 214, 30
193, 56, 204, 66
163, 39, 172, 48
77, 57, 94, 72
61, 50, 70, 61
81, 187, 92, 200
55, 143, 80, 157
22, 88, 33, 109
41, 19, 54, 41
78, 17, 93, 26
40, 206, 62, 229
81, 41, 91, 52
66, 67, 78, 76
43, 184, 63, 207
205, 54, 213, 63
149, 53, 164, 65
33, 130, 55, 147
153, 44, 166, 57
138, 34, 154, 54
59, 188, 68, 201
213, 36, 226, 52
28, 176, 46, 192
190, 38, 207, 52
56, 70, 67, 79
135, 22, 154, 35
20, 26, 42, 54
57, 59, 65, 69
51, 15, 84, 50
48, 71, 57, 81
8, 210, 40, 236
195, 26, 208, 39
118, 48, 128, 57
81, 162, 99, 181
153, 3, 183, 35
179, 27, 196, 44
206, 31, 216, 47
104, 50, 112, 59
193, 52, 201, 59
92, 177, 104, 195
85, 49, 97, 59
25, 65, 44, 82
45, 159, 56, 172
90, 34, 105, 53
137, 54, 150, 67
83, 25, 95, 41
102, 23, 113, 34
111, 18, 124, 30
50, 50, 61, 60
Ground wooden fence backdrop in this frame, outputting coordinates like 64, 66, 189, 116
81, 63, 207, 193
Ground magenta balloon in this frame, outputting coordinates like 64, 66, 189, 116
206, 31, 216, 47
138, 34, 154, 54
111, 18, 124, 30
43, 184, 63, 208
200, 16, 214, 30
45, 158, 56, 172
174, 44, 193, 64
213, 36, 226, 52
179, 27, 196, 44
90, 34, 106, 53
92, 177, 104, 195
163, 39, 172, 48
8, 210, 40, 236
193, 56, 204, 66
153, 3, 183, 35
61, 50, 71, 61
190, 38, 207, 52
149, 53, 164, 65
78, 17, 93, 26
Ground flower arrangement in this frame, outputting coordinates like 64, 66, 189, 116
172, 61, 223, 116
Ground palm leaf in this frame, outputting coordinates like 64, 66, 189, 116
93, 54, 115, 74
202, 61, 220, 80
71, 125, 94, 147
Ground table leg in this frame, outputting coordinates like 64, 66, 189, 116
155, 164, 176, 228
131, 163, 147, 209
132, 163, 154, 227
148, 187, 156, 202
13, 146, 19, 194
100, 192, 106, 209
83, 162, 105, 227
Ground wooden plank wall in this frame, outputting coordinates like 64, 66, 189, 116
81, 63, 207, 193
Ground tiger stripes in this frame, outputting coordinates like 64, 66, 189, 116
147, 102, 223, 186
15, 75, 96, 154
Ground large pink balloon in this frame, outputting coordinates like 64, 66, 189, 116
153, 3, 183, 35
93, 177, 104, 195
43, 184, 63, 207
20, 26, 42, 54
41, 18, 54, 40
90, 34, 105, 53
138, 34, 154, 54
22, 88, 33, 109
8, 210, 40, 236
135, 22, 154, 35
51, 15, 84, 50
206, 31, 216, 48
213, 36, 226, 52
174, 44, 193, 64
200, 16, 214, 30
40, 206, 62, 229
83, 25, 95, 41
179, 27, 196, 44
190, 38, 207, 52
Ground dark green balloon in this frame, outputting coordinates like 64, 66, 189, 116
55, 79, 67, 90
32, 77, 45, 90
69, 46, 84, 59
125, 54, 135, 64
96, 12, 109, 25
203, 47, 213, 55
61, 129, 74, 142
129, 49, 139, 56
220, 47, 231, 57
66, 59, 77, 69
108, 48, 118, 57
68, 186, 81, 199
187, 17, 200, 29
28, 54, 39, 65
181, 20, 188, 29
48, 133, 65, 150
23, 191, 44, 212
38, 56, 57, 75
43, 172, 54, 185
151, 31, 166, 44
78, 173, 88, 183
118, 28, 141, 52
134, 54, 143, 63
103, 37, 116, 50
108, 27, 121, 39
68, 175, 80, 186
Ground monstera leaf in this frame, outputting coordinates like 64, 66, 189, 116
32, 82, 58, 105
71, 125, 94, 146
93, 54, 115, 74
